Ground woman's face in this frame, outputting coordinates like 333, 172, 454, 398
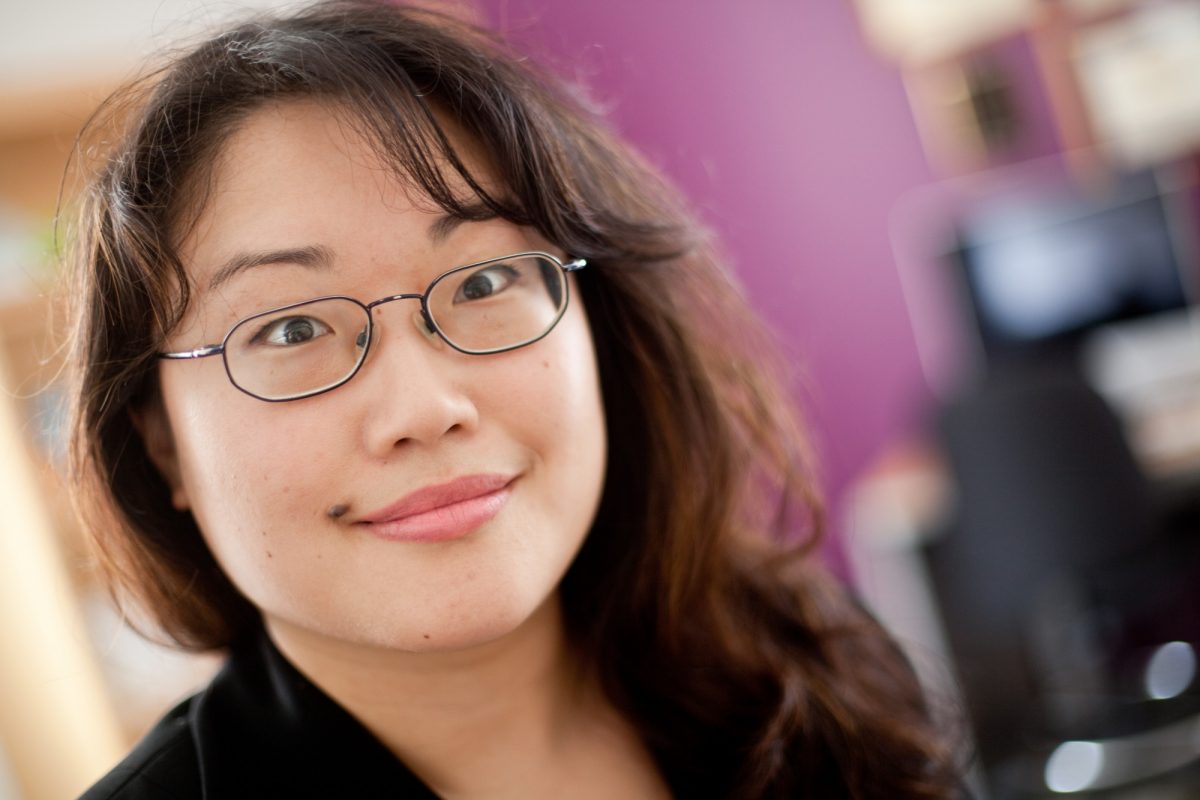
143, 100, 607, 652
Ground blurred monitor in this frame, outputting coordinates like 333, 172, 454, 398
948, 171, 1193, 364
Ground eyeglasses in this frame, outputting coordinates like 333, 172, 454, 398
158, 251, 587, 402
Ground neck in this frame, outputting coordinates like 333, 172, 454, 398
264, 597, 599, 795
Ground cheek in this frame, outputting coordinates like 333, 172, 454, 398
471, 291, 605, 440
510, 306, 608, 528
160, 368, 341, 567
520, 301, 601, 426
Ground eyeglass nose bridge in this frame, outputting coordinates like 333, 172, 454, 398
364, 292, 438, 339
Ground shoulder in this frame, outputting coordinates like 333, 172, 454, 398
78, 698, 201, 800
77, 630, 439, 800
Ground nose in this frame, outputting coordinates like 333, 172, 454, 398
354, 300, 480, 456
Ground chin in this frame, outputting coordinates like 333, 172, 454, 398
341, 586, 555, 654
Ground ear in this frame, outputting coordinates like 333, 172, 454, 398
130, 397, 191, 512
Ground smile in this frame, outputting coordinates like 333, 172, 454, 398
356, 474, 516, 542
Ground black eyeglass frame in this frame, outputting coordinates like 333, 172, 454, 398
158, 250, 587, 403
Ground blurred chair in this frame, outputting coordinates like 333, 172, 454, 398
926, 360, 1200, 797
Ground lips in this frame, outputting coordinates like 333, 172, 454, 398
355, 473, 516, 542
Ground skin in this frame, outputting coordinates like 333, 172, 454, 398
138, 100, 668, 798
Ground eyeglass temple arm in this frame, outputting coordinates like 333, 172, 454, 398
563, 258, 587, 272
159, 344, 224, 360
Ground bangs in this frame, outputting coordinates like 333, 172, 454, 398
161, 9, 537, 239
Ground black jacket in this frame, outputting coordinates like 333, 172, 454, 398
80, 630, 440, 799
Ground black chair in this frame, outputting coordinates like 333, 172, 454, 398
925, 362, 1200, 797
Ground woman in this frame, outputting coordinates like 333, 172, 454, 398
68, 2, 960, 797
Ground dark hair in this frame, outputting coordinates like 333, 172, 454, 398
66, 2, 961, 796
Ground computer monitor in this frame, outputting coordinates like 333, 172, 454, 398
948, 170, 1193, 364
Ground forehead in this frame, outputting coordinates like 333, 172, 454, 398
175, 99, 498, 289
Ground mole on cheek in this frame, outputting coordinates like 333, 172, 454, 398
266, 550, 273, 558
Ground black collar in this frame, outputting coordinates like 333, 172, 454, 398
189, 629, 440, 799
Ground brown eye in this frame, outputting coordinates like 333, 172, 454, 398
452, 264, 520, 303
249, 315, 331, 347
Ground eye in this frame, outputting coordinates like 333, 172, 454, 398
452, 264, 520, 304
248, 315, 332, 347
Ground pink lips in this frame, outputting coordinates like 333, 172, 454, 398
356, 473, 515, 542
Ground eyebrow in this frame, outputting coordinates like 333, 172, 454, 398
428, 200, 501, 245
208, 244, 335, 291
207, 202, 501, 290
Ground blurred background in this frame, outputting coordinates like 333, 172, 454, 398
2, 0, 1199, 797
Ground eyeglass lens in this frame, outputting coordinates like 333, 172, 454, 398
223, 254, 568, 401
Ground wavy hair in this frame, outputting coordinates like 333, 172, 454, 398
65, 2, 961, 796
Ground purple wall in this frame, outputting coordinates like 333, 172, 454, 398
477, 0, 938, 567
